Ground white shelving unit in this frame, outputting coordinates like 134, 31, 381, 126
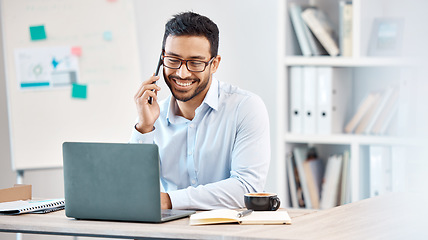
283, 56, 413, 67
276, 0, 418, 208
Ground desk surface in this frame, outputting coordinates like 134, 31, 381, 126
0, 194, 426, 239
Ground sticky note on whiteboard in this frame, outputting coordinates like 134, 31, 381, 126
103, 31, 113, 41
29, 25, 47, 41
72, 83, 87, 99
71, 46, 82, 56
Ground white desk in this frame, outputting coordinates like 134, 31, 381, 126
0, 194, 426, 239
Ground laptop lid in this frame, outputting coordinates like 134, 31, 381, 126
62, 142, 194, 223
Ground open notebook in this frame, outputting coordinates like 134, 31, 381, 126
189, 209, 291, 226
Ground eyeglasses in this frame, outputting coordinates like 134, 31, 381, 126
162, 55, 215, 73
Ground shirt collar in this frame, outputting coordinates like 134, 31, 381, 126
203, 77, 219, 112
166, 77, 219, 124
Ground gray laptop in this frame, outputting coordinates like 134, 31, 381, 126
62, 142, 195, 223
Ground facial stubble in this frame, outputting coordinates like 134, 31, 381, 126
163, 69, 211, 102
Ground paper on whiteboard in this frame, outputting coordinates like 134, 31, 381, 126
14, 46, 80, 90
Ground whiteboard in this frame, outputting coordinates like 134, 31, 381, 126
2, 0, 141, 170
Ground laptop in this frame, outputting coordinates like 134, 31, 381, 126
62, 142, 195, 223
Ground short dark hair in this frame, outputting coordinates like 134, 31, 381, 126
162, 11, 219, 58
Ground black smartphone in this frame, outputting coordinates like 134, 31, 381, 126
148, 54, 163, 104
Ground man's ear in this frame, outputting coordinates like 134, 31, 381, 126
210, 55, 221, 74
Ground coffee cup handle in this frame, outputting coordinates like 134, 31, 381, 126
270, 196, 280, 211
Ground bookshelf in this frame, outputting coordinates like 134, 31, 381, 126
284, 56, 413, 67
276, 0, 420, 208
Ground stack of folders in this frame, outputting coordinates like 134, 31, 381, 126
344, 86, 399, 135
289, 66, 351, 135
289, 1, 352, 57
287, 146, 351, 209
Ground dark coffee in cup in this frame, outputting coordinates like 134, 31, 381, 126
244, 193, 280, 211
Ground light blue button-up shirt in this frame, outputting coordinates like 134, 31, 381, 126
130, 78, 270, 210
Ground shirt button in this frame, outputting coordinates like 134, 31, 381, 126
189, 123, 195, 128
188, 151, 192, 156
191, 179, 196, 185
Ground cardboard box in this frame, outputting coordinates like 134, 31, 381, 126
0, 184, 32, 203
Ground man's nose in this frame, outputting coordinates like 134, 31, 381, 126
176, 63, 192, 78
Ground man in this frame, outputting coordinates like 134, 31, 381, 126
130, 11, 270, 210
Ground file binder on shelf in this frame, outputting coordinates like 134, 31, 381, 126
344, 92, 378, 133
319, 155, 343, 209
286, 153, 299, 208
371, 88, 399, 135
339, 0, 353, 56
302, 67, 317, 134
303, 158, 324, 209
316, 67, 351, 135
364, 87, 395, 134
378, 103, 399, 135
288, 3, 312, 56
301, 8, 340, 56
354, 92, 382, 134
289, 4, 327, 56
289, 66, 304, 133
391, 147, 406, 192
293, 147, 312, 209
339, 150, 351, 205
369, 146, 392, 197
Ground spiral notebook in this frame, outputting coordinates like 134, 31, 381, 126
0, 199, 65, 215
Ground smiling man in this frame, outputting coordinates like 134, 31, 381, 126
130, 11, 270, 210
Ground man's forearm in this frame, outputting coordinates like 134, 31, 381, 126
167, 176, 256, 210
161, 192, 172, 209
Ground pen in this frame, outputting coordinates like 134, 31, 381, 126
236, 209, 253, 218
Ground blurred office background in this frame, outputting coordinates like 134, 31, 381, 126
0, 1, 278, 239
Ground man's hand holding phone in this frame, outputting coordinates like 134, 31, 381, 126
134, 75, 161, 134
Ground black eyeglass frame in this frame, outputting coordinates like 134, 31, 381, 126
161, 54, 215, 73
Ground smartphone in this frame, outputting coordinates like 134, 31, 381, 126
148, 54, 163, 104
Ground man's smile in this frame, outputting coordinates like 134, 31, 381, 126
170, 77, 198, 89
